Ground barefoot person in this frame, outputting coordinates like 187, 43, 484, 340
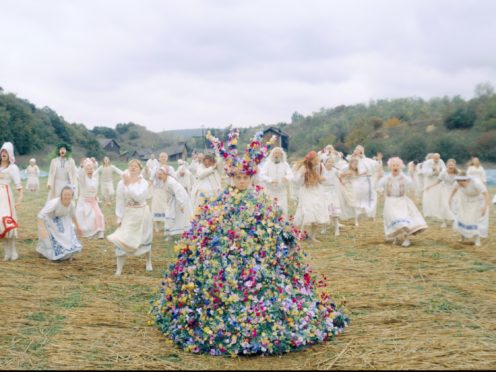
0, 142, 23, 261
36, 185, 83, 261
107, 159, 153, 275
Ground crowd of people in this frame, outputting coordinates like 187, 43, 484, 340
0, 138, 494, 273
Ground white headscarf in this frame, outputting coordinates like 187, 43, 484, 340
1, 142, 15, 164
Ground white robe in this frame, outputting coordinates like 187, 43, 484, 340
377, 174, 427, 239
0, 164, 22, 239
47, 157, 78, 201
96, 165, 123, 200
438, 170, 457, 221
466, 165, 487, 184
163, 177, 193, 236
421, 159, 446, 218
107, 177, 152, 257
355, 156, 379, 218
26, 165, 40, 191
36, 198, 82, 261
293, 165, 330, 226
75, 173, 105, 238
259, 159, 293, 216
175, 165, 195, 194
452, 178, 489, 238
192, 163, 223, 209
321, 167, 342, 217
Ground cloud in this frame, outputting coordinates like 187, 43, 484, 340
1, 0, 496, 131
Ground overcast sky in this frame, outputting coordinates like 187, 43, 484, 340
1, 0, 495, 132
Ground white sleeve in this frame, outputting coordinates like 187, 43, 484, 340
115, 181, 125, 223
376, 175, 387, 192
284, 163, 295, 182
38, 198, 59, 219
112, 165, 124, 176
196, 166, 214, 179
170, 179, 188, 206
259, 163, 271, 183
123, 179, 150, 204
9, 165, 22, 189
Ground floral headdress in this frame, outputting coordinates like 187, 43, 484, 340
206, 129, 277, 177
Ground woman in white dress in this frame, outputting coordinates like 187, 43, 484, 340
421, 153, 446, 219
25, 158, 40, 192
175, 159, 195, 195
339, 157, 365, 226
449, 172, 490, 247
107, 159, 153, 275
76, 158, 105, 239
377, 157, 427, 247
322, 157, 342, 236
96, 156, 123, 206
424, 159, 459, 227
154, 167, 193, 238
259, 147, 293, 218
466, 156, 487, 184
150, 153, 176, 232
36, 185, 83, 261
294, 151, 330, 242
0, 142, 23, 261
191, 153, 223, 210
407, 160, 422, 202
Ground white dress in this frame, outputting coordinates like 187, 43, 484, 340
192, 163, 223, 209
452, 178, 489, 238
407, 162, 422, 200
47, 157, 78, 201
354, 157, 379, 218
338, 170, 362, 220
164, 177, 193, 236
259, 159, 294, 216
466, 165, 487, 184
75, 173, 105, 238
107, 177, 152, 257
438, 170, 457, 222
321, 167, 341, 217
293, 165, 330, 226
377, 174, 427, 239
421, 159, 446, 218
96, 165, 123, 200
175, 165, 195, 194
26, 165, 40, 191
151, 165, 176, 221
0, 165, 22, 239
36, 197, 82, 261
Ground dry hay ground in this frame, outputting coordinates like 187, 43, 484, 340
1, 182, 495, 370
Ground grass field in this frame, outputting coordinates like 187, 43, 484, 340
0, 179, 495, 370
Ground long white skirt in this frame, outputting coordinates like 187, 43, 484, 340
37, 215, 82, 260
75, 196, 105, 238
164, 199, 193, 236
338, 182, 361, 220
453, 194, 489, 238
383, 196, 427, 239
422, 177, 443, 218
26, 175, 40, 191
294, 184, 330, 226
439, 183, 456, 221
323, 187, 341, 218
101, 181, 115, 200
107, 205, 152, 257
351, 176, 376, 218
152, 187, 168, 222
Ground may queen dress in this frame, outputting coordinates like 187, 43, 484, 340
150, 130, 349, 356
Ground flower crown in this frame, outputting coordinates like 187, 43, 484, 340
206, 129, 277, 177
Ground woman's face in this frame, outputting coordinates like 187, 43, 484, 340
60, 189, 73, 207
59, 147, 67, 157
324, 159, 333, 170
128, 161, 141, 175
85, 162, 94, 175
390, 162, 401, 174
159, 153, 168, 163
157, 169, 167, 181
349, 160, 358, 171
1, 150, 9, 163
103, 156, 110, 165
472, 157, 480, 166
233, 173, 251, 191
457, 179, 469, 188
203, 158, 213, 167
447, 162, 456, 172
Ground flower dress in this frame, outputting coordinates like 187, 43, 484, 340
150, 186, 349, 356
